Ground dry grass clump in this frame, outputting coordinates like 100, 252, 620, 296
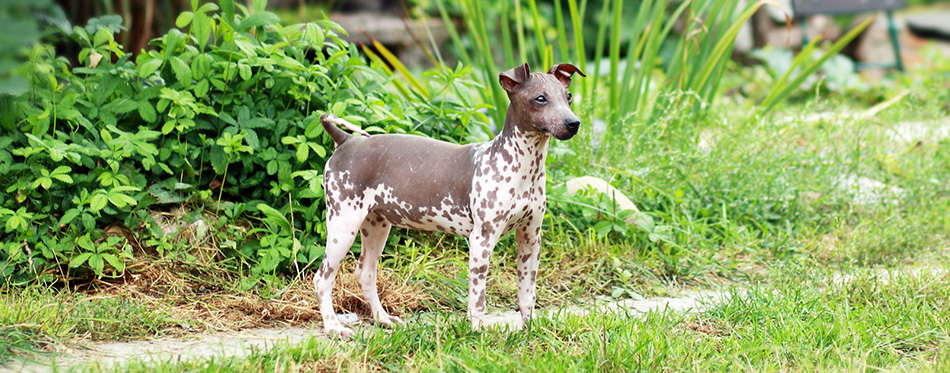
85, 255, 432, 336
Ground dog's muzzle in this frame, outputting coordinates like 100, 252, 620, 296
553, 117, 581, 140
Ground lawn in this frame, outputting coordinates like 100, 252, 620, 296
2, 0, 950, 371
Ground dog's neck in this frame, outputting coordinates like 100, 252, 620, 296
487, 118, 550, 177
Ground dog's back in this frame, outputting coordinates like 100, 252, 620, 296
324, 134, 480, 235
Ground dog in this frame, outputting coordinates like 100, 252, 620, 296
313, 62, 585, 338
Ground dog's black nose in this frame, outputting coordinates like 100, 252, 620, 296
565, 118, 580, 132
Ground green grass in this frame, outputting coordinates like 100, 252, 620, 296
74, 262, 950, 372
0, 286, 177, 364
6, 57, 950, 370
4, 6, 950, 370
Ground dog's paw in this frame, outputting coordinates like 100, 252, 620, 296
470, 316, 487, 330
324, 324, 355, 339
374, 314, 405, 327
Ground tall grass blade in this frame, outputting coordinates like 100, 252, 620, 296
690, 0, 766, 95
617, 0, 656, 119
527, 0, 548, 67
514, 0, 527, 63
588, 0, 612, 107
371, 38, 429, 97
431, 0, 471, 68
501, 1, 516, 68
361, 46, 413, 100
759, 16, 873, 114
553, 0, 570, 64
607, 0, 624, 125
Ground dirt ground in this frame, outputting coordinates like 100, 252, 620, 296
1, 290, 728, 372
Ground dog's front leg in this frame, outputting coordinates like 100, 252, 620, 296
466, 229, 499, 329
515, 210, 544, 329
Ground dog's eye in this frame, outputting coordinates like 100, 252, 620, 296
567, 92, 573, 105
533, 95, 547, 105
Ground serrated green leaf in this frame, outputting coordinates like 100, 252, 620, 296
305, 23, 325, 47
194, 79, 209, 97
237, 11, 280, 32
197, 2, 219, 14
93, 28, 111, 47
89, 255, 104, 274
257, 203, 292, 231
137, 100, 157, 122
304, 118, 322, 138
90, 193, 108, 212
296, 144, 308, 162
81, 213, 96, 231
108, 192, 137, 208
309, 143, 327, 158
60, 209, 81, 226
191, 53, 212, 79
193, 12, 213, 51
238, 63, 251, 81
102, 253, 125, 272
109, 99, 139, 114
170, 56, 193, 87
220, 0, 235, 27
69, 252, 93, 268
162, 120, 177, 134
138, 58, 163, 78
77, 234, 95, 251
52, 173, 73, 184
176, 11, 194, 28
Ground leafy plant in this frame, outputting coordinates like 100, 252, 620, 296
0, 0, 479, 284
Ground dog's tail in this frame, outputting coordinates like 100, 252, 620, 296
320, 114, 371, 146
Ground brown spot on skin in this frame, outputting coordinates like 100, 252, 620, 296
471, 264, 489, 275
473, 278, 479, 286
521, 254, 531, 263
482, 250, 489, 258
333, 238, 338, 244
492, 212, 510, 225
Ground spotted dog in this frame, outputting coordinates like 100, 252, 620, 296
313, 63, 585, 338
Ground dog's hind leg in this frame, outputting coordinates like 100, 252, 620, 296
314, 206, 368, 339
354, 211, 404, 327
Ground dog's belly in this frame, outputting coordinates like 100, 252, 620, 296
359, 183, 475, 236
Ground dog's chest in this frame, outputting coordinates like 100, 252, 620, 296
469, 141, 546, 235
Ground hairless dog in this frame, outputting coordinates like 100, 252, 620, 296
314, 63, 585, 338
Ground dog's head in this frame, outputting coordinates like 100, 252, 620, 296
499, 63, 586, 140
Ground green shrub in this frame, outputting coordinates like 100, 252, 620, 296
0, 0, 480, 284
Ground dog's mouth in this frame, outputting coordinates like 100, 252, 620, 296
553, 129, 578, 141
551, 118, 580, 140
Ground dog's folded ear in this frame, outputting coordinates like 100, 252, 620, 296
499, 63, 531, 92
548, 64, 586, 88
